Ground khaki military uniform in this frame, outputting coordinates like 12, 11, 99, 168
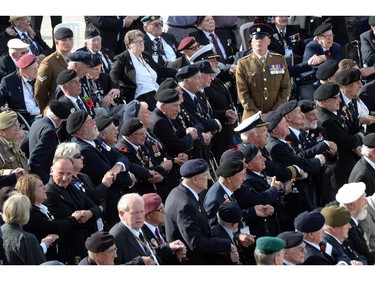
236, 52, 291, 121
0, 136, 29, 175
35, 51, 68, 112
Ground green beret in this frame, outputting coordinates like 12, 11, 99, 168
0, 110, 18, 130
255, 236, 286, 254
120, 118, 144, 136
321, 205, 351, 227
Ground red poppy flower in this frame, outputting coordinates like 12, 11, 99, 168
117, 147, 128, 153
286, 141, 292, 147
85, 99, 94, 108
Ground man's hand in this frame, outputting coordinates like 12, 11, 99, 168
11, 167, 26, 179
238, 233, 255, 247
169, 240, 187, 262
186, 127, 198, 140
327, 141, 337, 156
230, 244, 239, 263
141, 256, 156, 265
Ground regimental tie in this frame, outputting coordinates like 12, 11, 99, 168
155, 227, 165, 245
209, 33, 224, 63
154, 37, 166, 65
76, 98, 86, 111
21, 33, 39, 55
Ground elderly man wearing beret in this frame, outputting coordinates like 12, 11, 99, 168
321, 205, 366, 265
35, 27, 74, 112
0, 54, 40, 126
0, 38, 29, 80
294, 210, 337, 265
335, 182, 375, 265
0, 110, 29, 175
79, 231, 117, 265
168, 36, 201, 69
67, 110, 135, 230
315, 82, 364, 201
254, 236, 285, 265
277, 231, 306, 265
164, 158, 239, 265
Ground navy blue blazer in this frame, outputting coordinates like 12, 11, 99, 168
0, 55, 16, 80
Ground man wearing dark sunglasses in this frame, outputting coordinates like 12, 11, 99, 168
141, 16, 180, 66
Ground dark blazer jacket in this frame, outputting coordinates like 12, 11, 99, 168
72, 136, 133, 227
348, 219, 375, 265
44, 179, 101, 265
211, 224, 238, 265
164, 183, 231, 265
109, 50, 177, 103
360, 29, 375, 67
322, 233, 353, 265
0, 54, 16, 80
303, 242, 336, 265
167, 55, 190, 69
348, 157, 375, 197
143, 32, 180, 65
27, 116, 58, 184
76, 46, 115, 73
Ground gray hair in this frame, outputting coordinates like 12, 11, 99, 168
2, 193, 31, 225
361, 145, 371, 157
117, 193, 143, 213
124, 29, 144, 47
53, 142, 80, 162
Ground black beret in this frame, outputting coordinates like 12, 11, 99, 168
49, 100, 71, 119
298, 100, 316, 113
321, 205, 351, 227
220, 148, 244, 164
120, 118, 143, 136
255, 236, 285, 254
190, 43, 221, 63
85, 28, 100, 39
335, 68, 361, 85
157, 78, 178, 94
264, 110, 283, 132
216, 158, 244, 178
56, 69, 77, 85
177, 36, 197, 51
218, 202, 242, 223
154, 88, 180, 103
123, 100, 141, 121
313, 22, 332, 36
234, 111, 268, 134
141, 16, 161, 24
240, 144, 259, 163
68, 51, 92, 65
248, 23, 274, 39
363, 133, 375, 148
94, 115, 113, 132
277, 231, 304, 249
54, 27, 73, 40
294, 211, 325, 233
66, 110, 88, 134
15, 54, 36, 69
85, 231, 115, 253
90, 54, 102, 67
313, 82, 340, 101
196, 16, 205, 26
193, 60, 215, 74
277, 100, 298, 116
369, 16, 375, 26
180, 158, 208, 178
315, 60, 339, 80
175, 64, 200, 81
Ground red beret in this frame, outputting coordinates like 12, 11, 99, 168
16, 54, 36, 69
142, 193, 162, 215
177, 36, 197, 51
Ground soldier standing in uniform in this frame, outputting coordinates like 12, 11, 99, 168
236, 23, 291, 121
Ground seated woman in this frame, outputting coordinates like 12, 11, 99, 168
1, 193, 56, 264
16, 174, 81, 262
109, 29, 177, 110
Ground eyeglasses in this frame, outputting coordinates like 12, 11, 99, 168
187, 43, 200, 51
154, 206, 165, 213
132, 40, 144, 45
320, 34, 334, 39
72, 153, 82, 159
133, 130, 146, 136
151, 22, 163, 27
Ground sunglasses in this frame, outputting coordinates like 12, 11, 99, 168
73, 153, 82, 159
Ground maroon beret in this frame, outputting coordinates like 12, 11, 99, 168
142, 193, 162, 215
177, 36, 197, 51
16, 54, 36, 69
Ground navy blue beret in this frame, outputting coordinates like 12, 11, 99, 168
216, 158, 244, 178
54, 27, 73, 40
315, 60, 339, 80
277, 231, 304, 249
180, 158, 208, 178
220, 148, 244, 164
123, 100, 141, 121
175, 64, 200, 81
294, 211, 325, 233
277, 100, 298, 116
68, 51, 92, 65
56, 69, 77, 85
90, 54, 102, 67
218, 201, 242, 223
264, 110, 283, 132
120, 118, 143, 136
313, 82, 340, 101
193, 60, 215, 74
240, 144, 259, 163
313, 22, 332, 36
85, 28, 100, 39
66, 110, 88, 134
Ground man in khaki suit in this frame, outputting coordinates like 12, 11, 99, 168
236, 23, 291, 121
